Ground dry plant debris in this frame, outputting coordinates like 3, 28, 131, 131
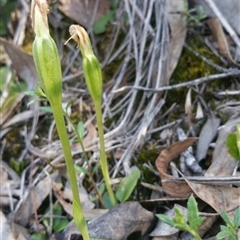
0, 0, 240, 239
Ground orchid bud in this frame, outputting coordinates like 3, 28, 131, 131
65, 25, 102, 104
31, 0, 62, 105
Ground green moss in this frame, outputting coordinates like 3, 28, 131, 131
10, 159, 28, 174
136, 143, 159, 184
172, 35, 221, 83
166, 34, 236, 120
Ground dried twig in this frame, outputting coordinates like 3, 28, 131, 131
111, 69, 240, 93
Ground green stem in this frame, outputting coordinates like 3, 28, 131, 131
95, 101, 116, 206
51, 102, 90, 240
66, 114, 105, 208
190, 230, 202, 240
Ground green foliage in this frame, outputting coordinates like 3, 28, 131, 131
216, 206, 240, 240
226, 125, 240, 161
93, 10, 115, 34
43, 203, 69, 233
234, 207, 240, 228
187, 195, 205, 233
182, 1, 207, 27
77, 121, 85, 139
156, 195, 204, 240
237, 125, 240, 156
32, 203, 69, 240
31, 2, 89, 239
93, 0, 119, 34
39, 106, 53, 113
10, 159, 27, 174
102, 192, 114, 209
68, 25, 116, 205
74, 165, 88, 175
31, 232, 47, 240
116, 168, 141, 203
157, 196, 240, 239
25, 87, 47, 106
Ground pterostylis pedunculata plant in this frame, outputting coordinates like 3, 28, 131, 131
30, 0, 90, 238
65, 25, 116, 206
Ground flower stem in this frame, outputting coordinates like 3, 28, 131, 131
51, 103, 90, 240
95, 101, 116, 206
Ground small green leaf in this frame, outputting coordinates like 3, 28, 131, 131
115, 168, 140, 203
27, 98, 44, 107
216, 229, 232, 239
90, 183, 105, 201
234, 206, 240, 228
174, 207, 188, 226
98, 183, 105, 195
51, 204, 69, 233
92, 163, 100, 174
40, 106, 53, 113
43, 203, 63, 230
24, 90, 38, 96
221, 209, 234, 228
77, 121, 85, 139
220, 225, 231, 232
102, 192, 114, 209
53, 218, 69, 233
187, 195, 204, 232
174, 208, 190, 232
74, 165, 88, 174
217, 225, 238, 240
31, 233, 47, 240
156, 214, 175, 227
93, 11, 115, 34
226, 133, 240, 160
236, 125, 240, 155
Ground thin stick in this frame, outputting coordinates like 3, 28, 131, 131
112, 70, 240, 93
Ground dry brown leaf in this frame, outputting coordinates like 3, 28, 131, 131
155, 138, 198, 198
52, 182, 105, 220
58, 0, 110, 29
207, 18, 240, 66
0, 37, 39, 127
82, 121, 98, 148
14, 176, 53, 227
167, 0, 187, 78
0, 37, 39, 90
184, 180, 240, 216
62, 185, 95, 209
